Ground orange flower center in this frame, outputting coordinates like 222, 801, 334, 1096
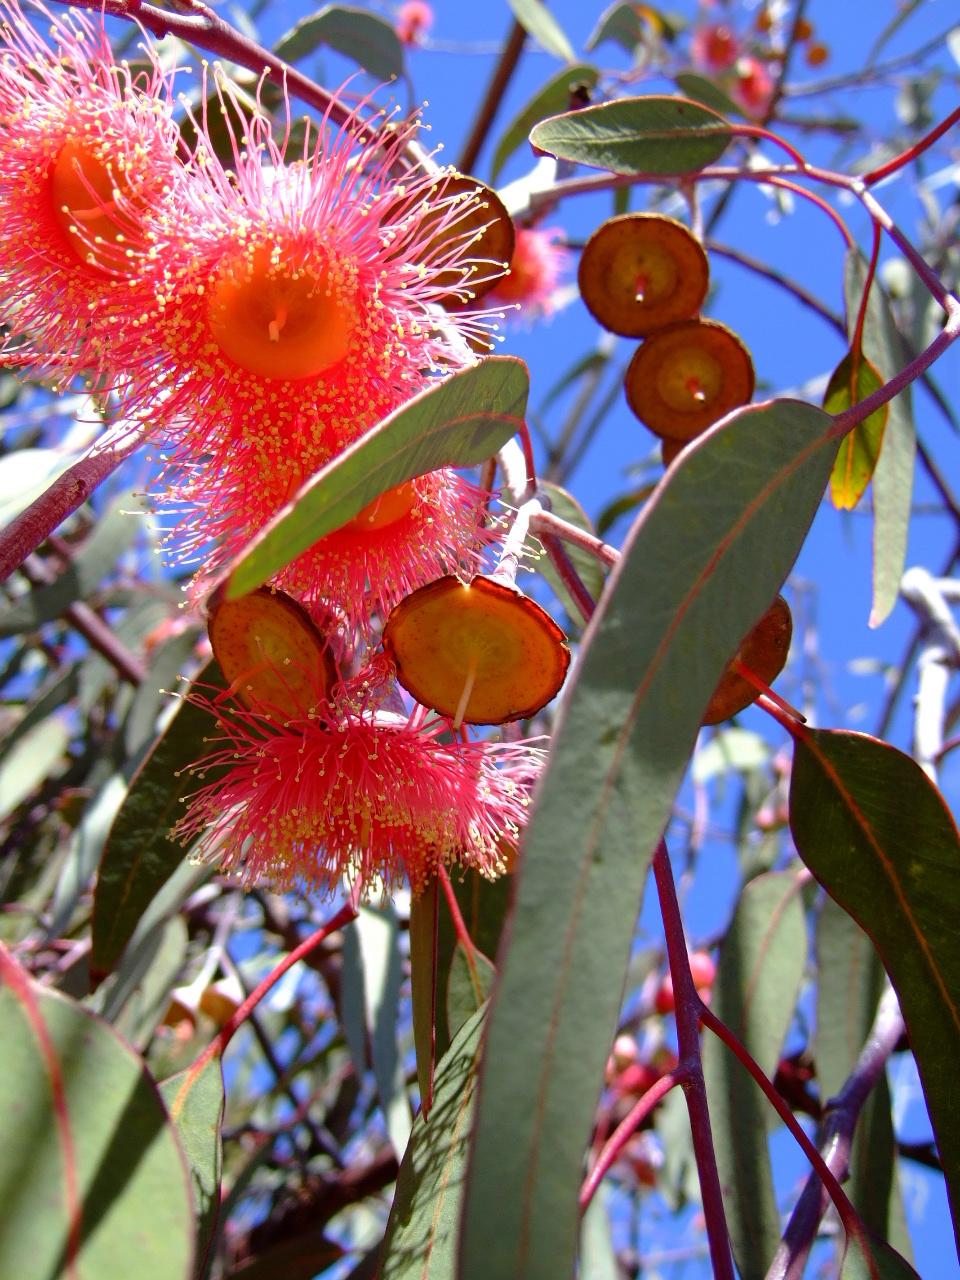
345, 481, 418, 532
208, 246, 356, 380
50, 136, 136, 272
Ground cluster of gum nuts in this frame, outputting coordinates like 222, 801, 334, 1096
578, 212, 792, 724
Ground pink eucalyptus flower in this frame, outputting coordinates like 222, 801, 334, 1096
172, 467, 494, 635
396, 0, 433, 46
105, 88, 501, 480
731, 55, 775, 118
487, 226, 568, 320
0, 0, 183, 382
690, 22, 741, 72
175, 663, 543, 897
102, 84, 503, 622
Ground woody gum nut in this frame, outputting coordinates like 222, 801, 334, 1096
382, 574, 570, 725
578, 213, 709, 338
625, 318, 755, 441
702, 595, 792, 725
389, 171, 514, 303
208, 586, 337, 722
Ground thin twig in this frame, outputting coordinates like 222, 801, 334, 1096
766, 986, 907, 1280
579, 1066, 689, 1209
18, 552, 145, 684
531, 509, 620, 568
540, 532, 597, 624
457, 19, 526, 175
652, 843, 736, 1280
0, 431, 144, 584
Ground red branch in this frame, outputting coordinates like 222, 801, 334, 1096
54, 0, 431, 169
0, 432, 143, 584
171, 901, 358, 1117
699, 1003, 881, 1274
653, 843, 736, 1280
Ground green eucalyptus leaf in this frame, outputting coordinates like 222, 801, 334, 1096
530, 95, 731, 174
446, 942, 495, 1042
91, 661, 225, 983
790, 727, 960, 1248
825, 348, 888, 511
380, 1006, 485, 1279
0, 958, 194, 1280
276, 6, 404, 81
409, 882, 439, 1111
160, 1059, 224, 1274
460, 399, 838, 1280
674, 71, 743, 117
506, 0, 575, 62
843, 251, 916, 628
0, 715, 68, 821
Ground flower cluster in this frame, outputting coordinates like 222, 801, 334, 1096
1, 0, 546, 898
176, 659, 542, 896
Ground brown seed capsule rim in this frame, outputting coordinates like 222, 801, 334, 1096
208, 586, 337, 721
624, 317, 755, 442
578, 212, 709, 338
382, 574, 570, 725
702, 594, 793, 725
391, 171, 515, 306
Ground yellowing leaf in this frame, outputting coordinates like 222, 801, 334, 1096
825, 348, 888, 510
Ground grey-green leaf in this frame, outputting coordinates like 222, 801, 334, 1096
0, 965, 194, 1279
160, 1059, 224, 1273
843, 251, 916, 627
91, 661, 225, 982
506, 0, 575, 62
379, 1006, 485, 1279
446, 942, 495, 1042
790, 727, 960, 1249
459, 399, 837, 1280
276, 6, 404, 81
530, 95, 731, 174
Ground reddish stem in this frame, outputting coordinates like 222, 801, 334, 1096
652, 843, 736, 1280
732, 659, 806, 725
863, 105, 960, 186
731, 123, 808, 169
0, 432, 143, 584
171, 900, 358, 1117
437, 863, 484, 1005
851, 220, 883, 359
761, 176, 854, 248
531, 510, 620, 568
698, 1003, 880, 1274
830, 302, 960, 438
517, 421, 538, 500
539, 531, 598, 624
18, 553, 145, 684
579, 1066, 689, 1210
